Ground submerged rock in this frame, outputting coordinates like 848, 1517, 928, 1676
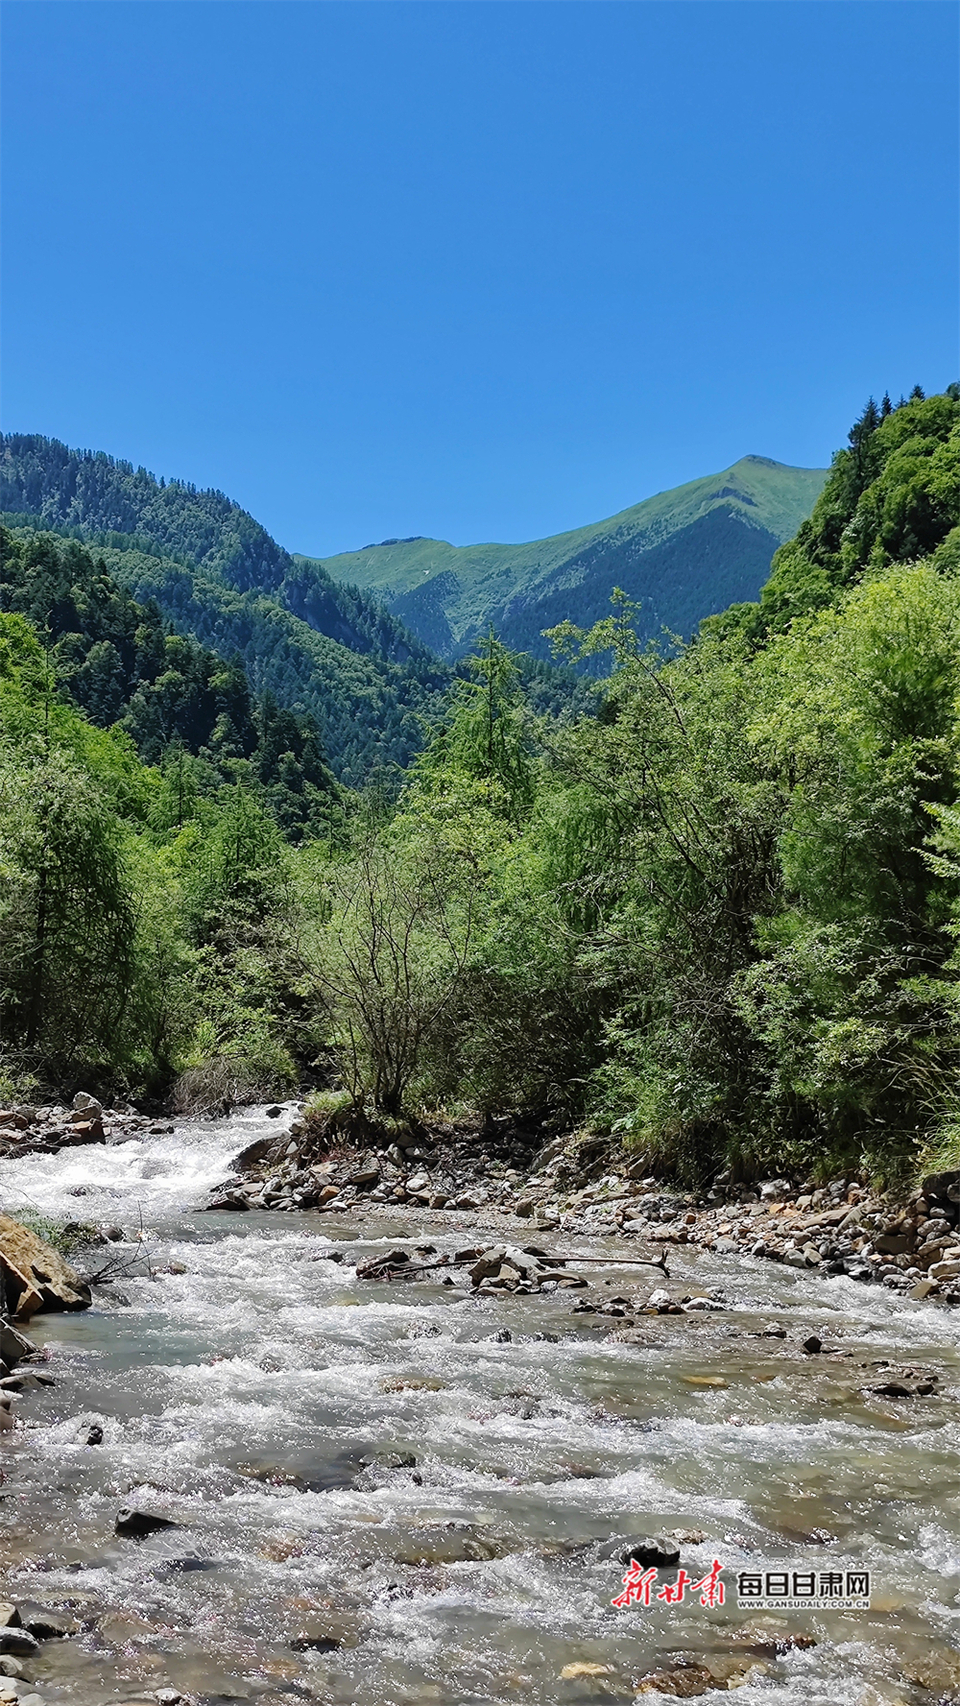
17, 1603, 79, 1638
635, 1665, 715, 1697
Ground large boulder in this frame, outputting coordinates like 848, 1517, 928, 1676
0, 1215, 91, 1319
72, 1091, 102, 1115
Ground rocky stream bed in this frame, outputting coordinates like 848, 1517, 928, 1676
0, 1103, 958, 1706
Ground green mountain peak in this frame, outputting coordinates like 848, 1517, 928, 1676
305, 455, 828, 659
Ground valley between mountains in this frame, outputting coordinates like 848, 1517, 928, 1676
1, 389, 959, 1706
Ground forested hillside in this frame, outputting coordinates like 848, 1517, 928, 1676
0, 434, 454, 786
3, 389, 959, 1198
308, 455, 828, 661
0, 434, 587, 783
0, 526, 340, 840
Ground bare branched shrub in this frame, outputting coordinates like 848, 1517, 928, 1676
169, 1055, 287, 1117
314, 836, 477, 1115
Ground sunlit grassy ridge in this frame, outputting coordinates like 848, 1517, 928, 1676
307, 455, 828, 658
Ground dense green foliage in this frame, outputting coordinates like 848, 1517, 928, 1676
3, 391, 960, 1195
0, 600, 329, 1096
0, 527, 339, 840
310, 455, 828, 662
312, 389, 960, 1185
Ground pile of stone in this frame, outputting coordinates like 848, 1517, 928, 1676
206, 1116, 482, 1214
647, 1168, 960, 1302
0, 1093, 158, 1158
0, 1599, 83, 1704
502, 1142, 960, 1304
204, 1106, 610, 1218
351, 1240, 585, 1293
203, 1104, 960, 1307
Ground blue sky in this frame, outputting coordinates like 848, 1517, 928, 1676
2, 1, 957, 557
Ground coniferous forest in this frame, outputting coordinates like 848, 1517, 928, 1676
1, 387, 959, 1186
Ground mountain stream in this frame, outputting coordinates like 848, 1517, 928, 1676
0, 1108, 958, 1705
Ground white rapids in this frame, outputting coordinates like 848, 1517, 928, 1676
1, 1108, 959, 1706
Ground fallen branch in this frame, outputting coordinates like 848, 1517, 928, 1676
82, 1203, 155, 1286
356, 1247, 670, 1282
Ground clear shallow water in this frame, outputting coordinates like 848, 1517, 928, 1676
1, 1110, 959, 1706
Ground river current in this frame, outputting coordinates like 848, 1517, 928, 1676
1, 1107, 958, 1705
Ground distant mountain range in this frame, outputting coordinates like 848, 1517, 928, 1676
304, 456, 828, 660
1, 433, 827, 779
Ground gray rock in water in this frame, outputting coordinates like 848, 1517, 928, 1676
153, 1555, 216, 1575
0, 1629, 39, 1657
115, 1506, 181, 1538
291, 1632, 341, 1652
469, 1246, 506, 1285
635, 1665, 715, 1697
0, 1326, 35, 1364
598, 1534, 681, 1569
204, 1192, 251, 1213
18, 1602, 79, 1638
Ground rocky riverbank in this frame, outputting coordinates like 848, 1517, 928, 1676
0, 1097, 170, 1159
204, 1108, 960, 1308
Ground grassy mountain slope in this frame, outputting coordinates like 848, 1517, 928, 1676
307, 455, 827, 659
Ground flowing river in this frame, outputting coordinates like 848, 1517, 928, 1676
1, 1108, 959, 1706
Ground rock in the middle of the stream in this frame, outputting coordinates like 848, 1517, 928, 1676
115, 1506, 181, 1538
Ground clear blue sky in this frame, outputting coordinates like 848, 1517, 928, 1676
2, 2, 957, 558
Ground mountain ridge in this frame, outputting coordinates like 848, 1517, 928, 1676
0, 432, 588, 785
302, 453, 828, 659
0, 432, 453, 785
